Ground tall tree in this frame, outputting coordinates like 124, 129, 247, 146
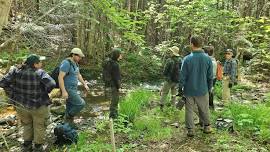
0, 0, 12, 34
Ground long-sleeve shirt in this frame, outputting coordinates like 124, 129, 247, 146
0, 66, 56, 109
223, 58, 237, 83
179, 50, 213, 96
111, 60, 121, 89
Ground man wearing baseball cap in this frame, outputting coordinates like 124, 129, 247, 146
58, 48, 89, 127
0, 54, 56, 151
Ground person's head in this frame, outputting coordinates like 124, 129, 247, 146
69, 48, 85, 63
169, 46, 180, 57
25, 54, 46, 69
111, 48, 122, 61
203, 46, 214, 56
225, 49, 233, 60
190, 35, 203, 50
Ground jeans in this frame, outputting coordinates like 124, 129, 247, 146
65, 85, 85, 117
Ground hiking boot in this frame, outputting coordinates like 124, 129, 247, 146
33, 144, 45, 152
187, 129, 195, 137
22, 141, 32, 152
204, 125, 212, 134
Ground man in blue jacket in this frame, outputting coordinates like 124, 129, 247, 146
179, 35, 213, 137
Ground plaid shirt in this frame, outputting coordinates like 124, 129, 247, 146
223, 59, 237, 83
0, 66, 56, 109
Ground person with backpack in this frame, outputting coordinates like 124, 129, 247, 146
102, 48, 122, 119
223, 49, 237, 101
0, 54, 56, 151
160, 46, 182, 110
203, 46, 217, 109
179, 35, 213, 137
58, 48, 89, 126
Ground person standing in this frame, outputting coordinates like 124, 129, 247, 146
222, 49, 237, 101
103, 48, 122, 119
179, 35, 213, 137
203, 46, 217, 109
0, 54, 56, 151
160, 46, 182, 110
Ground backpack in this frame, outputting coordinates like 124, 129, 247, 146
170, 57, 181, 82
50, 59, 75, 88
102, 58, 113, 83
54, 123, 78, 146
216, 62, 223, 81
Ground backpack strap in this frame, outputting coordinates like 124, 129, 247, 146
65, 59, 77, 75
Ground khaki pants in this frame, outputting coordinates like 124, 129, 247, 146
17, 105, 49, 144
222, 76, 230, 101
185, 93, 210, 129
160, 81, 177, 105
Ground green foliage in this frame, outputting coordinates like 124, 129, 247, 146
214, 81, 222, 100
231, 84, 253, 93
121, 52, 162, 83
119, 89, 153, 122
0, 49, 29, 66
220, 103, 270, 141
133, 115, 172, 141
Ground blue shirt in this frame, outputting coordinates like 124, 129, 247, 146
59, 59, 79, 88
179, 50, 213, 96
223, 58, 237, 83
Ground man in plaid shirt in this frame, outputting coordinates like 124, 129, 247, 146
0, 54, 55, 151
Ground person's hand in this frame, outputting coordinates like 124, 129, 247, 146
209, 87, 214, 93
84, 84, 90, 91
62, 90, 68, 99
229, 83, 233, 88
177, 88, 183, 96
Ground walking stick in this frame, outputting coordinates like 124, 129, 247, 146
109, 118, 116, 152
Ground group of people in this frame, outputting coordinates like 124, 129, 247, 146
160, 35, 237, 137
0, 34, 238, 151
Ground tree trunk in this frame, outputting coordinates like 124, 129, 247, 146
0, 0, 12, 34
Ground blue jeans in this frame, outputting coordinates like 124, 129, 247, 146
65, 85, 85, 117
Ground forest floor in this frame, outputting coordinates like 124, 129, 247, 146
0, 77, 269, 152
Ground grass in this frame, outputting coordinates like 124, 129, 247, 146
215, 102, 270, 142
133, 115, 172, 141
119, 89, 153, 122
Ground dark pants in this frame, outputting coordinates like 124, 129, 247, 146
209, 78, 216, 109
105, 85, 119, 119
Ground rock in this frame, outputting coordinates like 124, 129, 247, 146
49, 89, 61, 99
159, 143, 169, 149
170, 122, 179, 128
50, 105, 65, 115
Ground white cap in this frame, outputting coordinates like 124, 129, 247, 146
71, 48, 85, 57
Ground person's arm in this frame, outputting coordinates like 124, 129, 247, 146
178, 59, 187, 95
207, 59, 213, 92
78, 73, 89, 91
230, 60, 237, 84
36, 69, 56, 93
58, 71, 68, 99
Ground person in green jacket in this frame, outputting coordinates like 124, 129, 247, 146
160, 46, 182, 110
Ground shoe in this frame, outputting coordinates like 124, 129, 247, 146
187, 129, 195, 137
204, 125, 212, 134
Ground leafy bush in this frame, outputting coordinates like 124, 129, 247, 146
220, 103, 270, 142
119, 89, 153, 122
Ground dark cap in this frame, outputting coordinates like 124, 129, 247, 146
25, 54, 46, 66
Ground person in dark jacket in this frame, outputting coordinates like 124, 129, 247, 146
160, 46, 182, 110
104, 48, 122, 119
0, 54, 56, 151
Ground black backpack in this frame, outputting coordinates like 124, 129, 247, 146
54, 123, 78, 146
170, 57, 182, 82
102, 58, 113, 83
50, 59, 75, 88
